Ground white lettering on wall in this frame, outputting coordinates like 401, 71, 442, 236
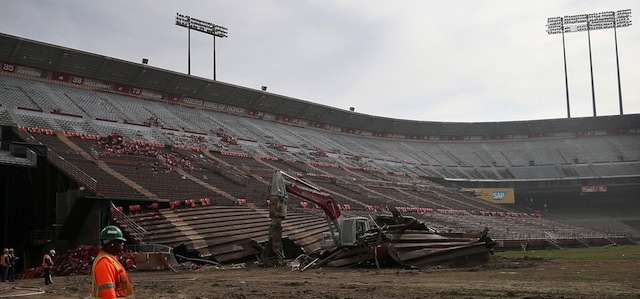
83, 80, 111, 90
183, 97, 204, 106
15, 66, 42, 77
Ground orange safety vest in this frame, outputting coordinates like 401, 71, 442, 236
91, 251, 135, 299
42, 254, 53, 269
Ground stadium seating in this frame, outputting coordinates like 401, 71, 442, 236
1, 72, 639, 254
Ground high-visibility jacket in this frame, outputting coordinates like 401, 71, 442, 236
0, 254, 7, 267
90, 250, 134, 299
42, 254, 53, 269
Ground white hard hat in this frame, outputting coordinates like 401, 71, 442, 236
49, 249, 56, 256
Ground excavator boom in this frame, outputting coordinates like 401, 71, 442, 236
280, 178, 342, 220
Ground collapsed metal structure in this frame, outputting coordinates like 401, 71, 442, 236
283, 212, 495, 270
113, 204, 495, 269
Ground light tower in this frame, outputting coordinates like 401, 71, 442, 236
546, 9, 632, 117
176, 13, 228, 80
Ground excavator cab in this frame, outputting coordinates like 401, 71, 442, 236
339, 217, 370, 246
319, 217, 370, 250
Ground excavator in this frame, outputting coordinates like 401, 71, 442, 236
260, 170, 373, 266
261, 170, 496, 268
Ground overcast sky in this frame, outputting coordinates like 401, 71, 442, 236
1, 1, 638, 122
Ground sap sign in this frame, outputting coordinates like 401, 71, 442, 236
461, 188, 515, 204
492, 191, 508, 201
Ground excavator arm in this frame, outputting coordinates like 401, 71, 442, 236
278, 171, 342, 221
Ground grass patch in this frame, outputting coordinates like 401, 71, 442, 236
496, 245, 639, 261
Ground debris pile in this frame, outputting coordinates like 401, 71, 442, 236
260, 171, 496, 270
376, 213, 496, 268
17, 245, 137, 279
289, 212, 496, 270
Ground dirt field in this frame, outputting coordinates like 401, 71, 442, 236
2, 257, 639, 299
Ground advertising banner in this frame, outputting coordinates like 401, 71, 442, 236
461, 188, 515, 204
580, 185, 607, 193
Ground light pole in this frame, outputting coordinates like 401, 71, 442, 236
546, 9, 632, 117
613, 9, 632, 114
561, 18, 570, 118
547, 16, 571, 118
587, 14, 596, 117
212, 24, 228, 81
176, 13, 228, 80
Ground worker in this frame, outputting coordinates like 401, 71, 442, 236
42, 249, 55, 285
0, 248, 8, 282
90, 225, 134, 299
7, 248, 16, 282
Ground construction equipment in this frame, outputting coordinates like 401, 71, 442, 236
260, 170, 371, 265
261, 170, 496, 268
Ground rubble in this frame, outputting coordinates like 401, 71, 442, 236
17, 245, 137, 279
288, 212, 495, 270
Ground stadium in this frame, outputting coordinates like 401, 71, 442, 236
0, 31, 639, 273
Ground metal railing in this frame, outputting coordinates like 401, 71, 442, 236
110, 202, 147, 243
47, 149, 98, 191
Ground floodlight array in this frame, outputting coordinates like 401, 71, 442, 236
176, 13, 228, 38
546, 9, 632, 118
546, 9, 632, 34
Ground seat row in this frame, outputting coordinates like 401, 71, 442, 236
170, 198, 213, 209
220, 150, 251, 157
63, 131, 101, 139
18, 126, 55, 135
